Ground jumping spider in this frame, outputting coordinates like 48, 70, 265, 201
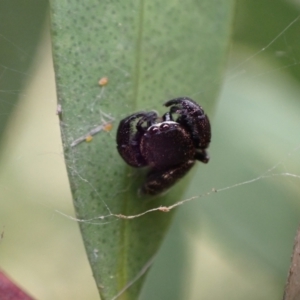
116, 97, 211, 196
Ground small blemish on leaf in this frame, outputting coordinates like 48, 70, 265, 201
98, 77, 108, 86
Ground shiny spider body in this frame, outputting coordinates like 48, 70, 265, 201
116, 97, 211, 195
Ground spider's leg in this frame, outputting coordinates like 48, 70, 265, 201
195, 149, 210, 164
136, 111, 158, 132
162, 112, 173, 121
164, 97, 211, 150
117, 112, 146, 145
140, 160, 195, 196
164, 97, 201, 113
168, 105, 203, 146
116, 112, 148, 167
162, 105, 182, 122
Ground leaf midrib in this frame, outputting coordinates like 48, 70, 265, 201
118, 0, 145, 296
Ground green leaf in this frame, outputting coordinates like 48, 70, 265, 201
49, 0, 235, 299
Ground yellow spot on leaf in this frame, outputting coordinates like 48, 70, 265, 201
98, 77, 108, 86
103, 123, 113, 132
85, 135, 93, 142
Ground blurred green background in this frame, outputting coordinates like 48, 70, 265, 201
0, 1, 300, 299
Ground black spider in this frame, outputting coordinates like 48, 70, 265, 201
116, 97, 211, 196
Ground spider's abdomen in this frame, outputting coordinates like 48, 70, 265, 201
140, 122, 195, 169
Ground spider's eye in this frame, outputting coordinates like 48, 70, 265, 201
149, 126, 159, 134
160, 123, 170, 131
